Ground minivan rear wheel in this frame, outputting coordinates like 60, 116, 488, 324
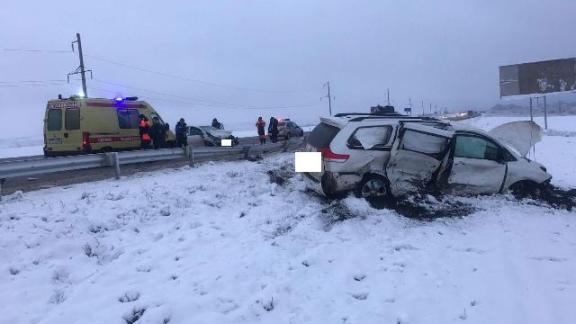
356, 174, 390, 199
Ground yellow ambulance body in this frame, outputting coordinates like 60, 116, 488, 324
43, 96, 176, 156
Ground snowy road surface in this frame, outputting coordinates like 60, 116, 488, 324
0, 117, 575, 324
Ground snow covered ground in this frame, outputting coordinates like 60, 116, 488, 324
0, 136, 43, 159
1, 116, 575, 324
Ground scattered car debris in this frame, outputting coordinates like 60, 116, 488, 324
267, 163, 295, 186
510, 182, 576, 211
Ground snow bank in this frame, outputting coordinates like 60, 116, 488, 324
1, 151, 575, 323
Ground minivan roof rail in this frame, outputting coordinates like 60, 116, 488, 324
348, 116, 441, 122
334, 112, 404, 117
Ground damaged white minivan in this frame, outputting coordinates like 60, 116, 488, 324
303, 113, 551, 199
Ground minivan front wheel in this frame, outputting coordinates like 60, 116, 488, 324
356, 175, 390, 199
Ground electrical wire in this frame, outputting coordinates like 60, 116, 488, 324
0, 79, 67, 84
85, 53, 319, 95
91, 78, 322, 110
92, 78, 238, 107
84, 81, 323, 111
0, 80, 69, 88
0, 48, 71, 54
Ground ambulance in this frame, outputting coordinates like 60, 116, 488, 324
43, 96, 176, 156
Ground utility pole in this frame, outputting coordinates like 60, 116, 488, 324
543, 95, 548, 130
323, 81, 333, 116
421, 100, 424, 116
67, 33, 92, 97
387, 89, 390, 105
529, 97, 533, 122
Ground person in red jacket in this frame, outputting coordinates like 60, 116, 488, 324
255, 117, 266, 145
139, 115, 152, 149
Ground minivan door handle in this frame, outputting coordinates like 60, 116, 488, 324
64, 133, 69, 138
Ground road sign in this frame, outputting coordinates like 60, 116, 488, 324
500, 58, 576, 97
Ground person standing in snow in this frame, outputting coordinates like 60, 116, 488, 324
256, 116, 266, 144
175, 118, 188, 148
268, 117, 279, 143
139, 115, 152, 149
211, 118, 224, 130
150, 116, 166, 149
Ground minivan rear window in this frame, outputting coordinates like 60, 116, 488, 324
47, 109, 62, 131
308, 122, 340, 148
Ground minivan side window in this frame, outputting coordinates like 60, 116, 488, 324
348, 126, 392, 150
65, 109, 80, 130
47, 109, 62, 131
454, 135, 500, 161
117, 109, 140, 129
401, 129, 449, 155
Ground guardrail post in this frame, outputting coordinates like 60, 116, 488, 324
186, 146, 195, 167
243, 146, 251, 160
112, 152, 121, 179
0, 178, 5, 201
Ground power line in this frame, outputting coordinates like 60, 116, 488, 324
92, 78, 241, 107
0, 79, 70, 88
1, 48, 71, 54
0, 79, 67, 84
0, 83, 69, 89
84, 81, 323, 111
85, 53, 319, 95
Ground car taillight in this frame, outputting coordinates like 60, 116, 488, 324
319, 147, 349, 162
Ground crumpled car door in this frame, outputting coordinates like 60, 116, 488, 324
386, 123, 454, 197
445, 134, 508, 194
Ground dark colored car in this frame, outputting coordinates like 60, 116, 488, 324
278, 119, 304, 139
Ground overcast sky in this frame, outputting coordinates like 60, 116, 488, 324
1, 0, 575, 137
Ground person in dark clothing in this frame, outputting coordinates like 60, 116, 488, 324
268, 117, 279, 143
175, 118, 188, 148
139, 115, 152, 149
150, 117, 166, 149
211, 118, 224, 130
256, 116, 266, 145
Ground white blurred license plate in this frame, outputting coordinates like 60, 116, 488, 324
48, 137, 62, 144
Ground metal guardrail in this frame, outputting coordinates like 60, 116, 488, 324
0, 138, 305, 197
